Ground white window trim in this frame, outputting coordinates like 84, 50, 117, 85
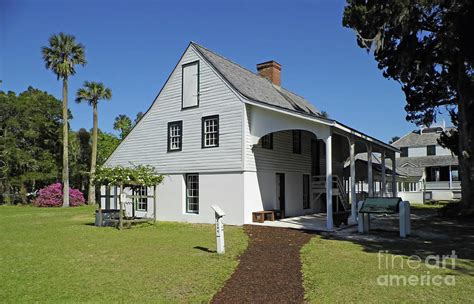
185, 173, 199, 214
202, 115, 219, 148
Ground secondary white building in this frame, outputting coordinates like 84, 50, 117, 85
390, 125, 460, 203
102, 42, 398, 229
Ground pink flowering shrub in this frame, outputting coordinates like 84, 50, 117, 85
33, 183, 85, 207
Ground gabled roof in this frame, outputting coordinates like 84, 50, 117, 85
191, 42, 398, 153
191, 42, 321, 117
392, 127, 455, 148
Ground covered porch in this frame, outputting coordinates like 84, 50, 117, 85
247, 104, 399, 230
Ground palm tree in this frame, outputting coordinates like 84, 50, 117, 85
76, 81, 112, 205
42, 33, 86, 207
113, 114, 132, 139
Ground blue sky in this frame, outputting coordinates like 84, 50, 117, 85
1, 0, 428, 142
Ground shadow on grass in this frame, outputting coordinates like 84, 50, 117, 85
194, 246, 216, 253
311, 208, 474, 276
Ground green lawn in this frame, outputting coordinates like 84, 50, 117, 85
301, 235, 474, 303
0, 205, 247, 303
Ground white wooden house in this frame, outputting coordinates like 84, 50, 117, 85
390, 125, 460, 203
102, 42, 398, 229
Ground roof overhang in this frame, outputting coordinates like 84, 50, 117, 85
243, 98, 399, 153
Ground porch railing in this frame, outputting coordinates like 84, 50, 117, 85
312, 175, 350, 212
425, 181, 461, 190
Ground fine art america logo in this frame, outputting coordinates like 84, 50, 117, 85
377, 250, 457, 286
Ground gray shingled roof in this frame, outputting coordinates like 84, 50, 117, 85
392, 127, 455, 148
191, 42, 321, 116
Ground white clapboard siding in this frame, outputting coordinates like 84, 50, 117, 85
244, 105, 257, 171
106, 45, 244, 173
244, 104, 315, 173
244, 104, 347, 177
251, 130, 314, 173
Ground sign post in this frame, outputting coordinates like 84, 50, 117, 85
211, 205, 225, 254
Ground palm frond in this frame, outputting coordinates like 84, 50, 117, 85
41, 33, 87, 80
75, 81, 113, 106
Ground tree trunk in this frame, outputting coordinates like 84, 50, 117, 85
20, 182, 27, 204
62, 78, 70, 207
457, 62, 474, 210
88, 102, 98, 205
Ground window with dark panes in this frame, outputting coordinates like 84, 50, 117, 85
186, 174, 199, 213
293, 130, 302, 154
427, 145, 436, 156
261, 133, 273, 149
202, 115, 219, 148
168, 121, 182, 151
134, 187, 147, 211
400, 147, 408, 157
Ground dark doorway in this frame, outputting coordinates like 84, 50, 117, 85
276, 173, 285, 214
311, 140, 321, 176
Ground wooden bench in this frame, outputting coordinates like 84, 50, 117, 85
252, 211, 275, 223
271, 209, 285, 220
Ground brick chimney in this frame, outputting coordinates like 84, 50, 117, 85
256, 60, 281, 86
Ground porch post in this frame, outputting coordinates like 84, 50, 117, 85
381, 151, 386, 197
325, 134, 333, 230
449, 165, 452, 190
153, 185, 158, 222
391, 155, 397, 197
350, 138, 357, 221
367, 145, 373, 197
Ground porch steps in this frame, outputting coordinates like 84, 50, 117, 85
312, 175, 350, 212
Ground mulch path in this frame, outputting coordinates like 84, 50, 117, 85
211, 225, 312, 304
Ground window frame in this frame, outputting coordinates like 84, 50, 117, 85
451, 166, 459, 181
427, 145, 436, 156
293, 130, 302, 154
201, 115, 219, 148
167, 120, 183, 152
303, 174, 310, 209
185, 173, 199, 214
261, 133, 273, 149
135, 187, 148, 211
427, 166, 441, 182
400, 147, 408, 157
181, 61, 200, 110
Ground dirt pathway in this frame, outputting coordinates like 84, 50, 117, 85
211, 225, 312, 303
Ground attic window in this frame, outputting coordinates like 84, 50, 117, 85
400, 147, 408, 157
182, 61, 199, 109
427, 145, 436, 156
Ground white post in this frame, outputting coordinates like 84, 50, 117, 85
367, 145, 373, 197
391, 156, 397, 197
448, 165, 452, 190
153, 185, 158, 222
381, 152, 386, 197
216, 216, 225, 254
211, 205, 225, 254
325, 134, 333, 230
357, 201, 369, 233
399, 201, 411, 238
350, 139, 357, 221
